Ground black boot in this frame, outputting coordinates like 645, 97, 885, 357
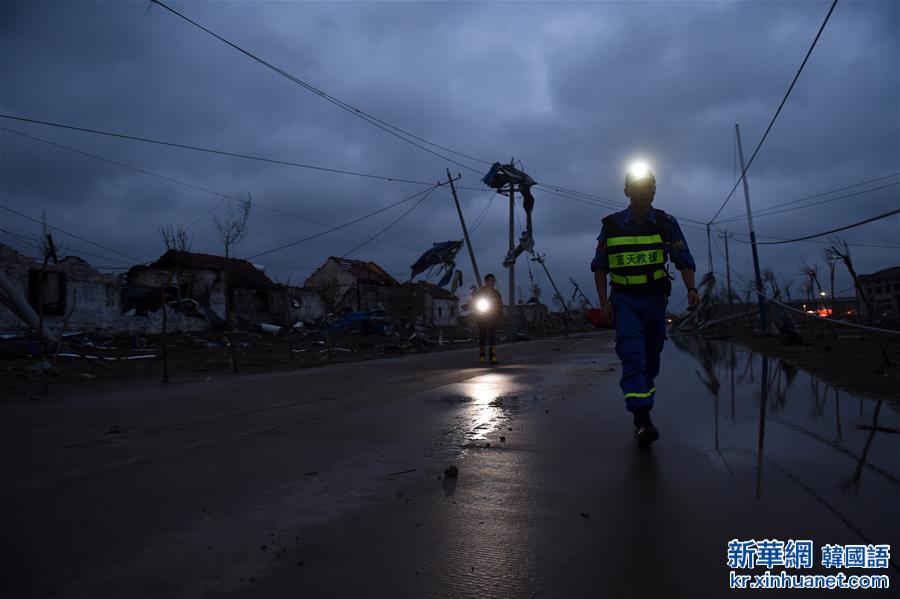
633, 407, 659, 447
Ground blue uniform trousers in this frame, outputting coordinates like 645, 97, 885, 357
611, 291, 667, 412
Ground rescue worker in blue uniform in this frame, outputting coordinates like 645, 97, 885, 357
590, 163, 698, 446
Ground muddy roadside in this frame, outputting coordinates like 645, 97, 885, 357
1, 325, 591, 400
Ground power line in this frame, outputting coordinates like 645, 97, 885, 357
148, 0, 488, 174
716, 181, 900, 224
744, 208, 900, 245
254, 203, 419, 253
0, 229, 42, 253
0, 228, 135, 266
1, 126, 236, 200
0, 204, 140, 262
2, 126, 422, 257
714, 177, 899, 224
0, 115, 442, 186
0, 231, 130, 275
342, 186, 438, 258
471, 191, 497, 233
722, 227, 900, 249
533, 183, 622, 208
707, 0, 840, 223
3, 125, 240, 262
534, 183, 710, 230
742, 182, 898, 221
247, 184, 441, 260
534, 185, 623, 211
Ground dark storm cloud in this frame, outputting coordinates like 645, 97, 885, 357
1, 1, 897, 303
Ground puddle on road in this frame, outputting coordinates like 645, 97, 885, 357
667, 335, 899, 546
430, 373, 546, 453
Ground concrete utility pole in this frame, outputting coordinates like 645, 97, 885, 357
718, 230, 733, 304
735, 123, 767, 332
508, 184, 516, 337
445, 170, 481, 285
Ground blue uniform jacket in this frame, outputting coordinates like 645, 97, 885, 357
590, 207, 696, 273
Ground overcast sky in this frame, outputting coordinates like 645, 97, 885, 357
2, 0, 898, 310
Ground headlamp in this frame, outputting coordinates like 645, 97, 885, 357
625, 161, 655, 186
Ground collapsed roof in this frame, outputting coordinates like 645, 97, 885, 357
133, 250, 276, 289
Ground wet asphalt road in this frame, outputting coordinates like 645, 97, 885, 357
1, 332, 897, 598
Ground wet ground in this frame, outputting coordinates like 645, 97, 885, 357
1, 332, 896, 597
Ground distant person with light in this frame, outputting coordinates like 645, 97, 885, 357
473, 273, 502, 364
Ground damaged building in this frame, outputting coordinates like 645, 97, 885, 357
403, 281, 459, 328
859, 265, 900, 319
2, 242, 467, 338
124, 250, 279, 328
304, 257, 403, 313
0, 242, 122, 336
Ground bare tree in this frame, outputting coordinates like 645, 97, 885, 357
214, 194, 251, 374
798, 262, 823, 303
828, 238, 870, 319
829, 237, 891, 366
780, 277, 793, 302
214, 194, 252, 258
159, 223, 193, 252
801, 279, 813, 305
762, 268, 781, 300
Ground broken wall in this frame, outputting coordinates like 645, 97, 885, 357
285, 287, 327, 323
0, 244, 121, 335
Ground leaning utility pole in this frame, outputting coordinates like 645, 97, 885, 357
735, 124, 767, 332
534, 253, 568, 337
718, 230, 733, 304
446, 169, 481, 285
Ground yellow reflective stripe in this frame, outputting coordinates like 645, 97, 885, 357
624, 388, 656, 399
610, 273, 646, 285
609, 270, 666, 286
608, 250, 665, 268
606, 234, 663, 247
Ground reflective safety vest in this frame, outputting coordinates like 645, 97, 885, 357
602, 209, 669, 294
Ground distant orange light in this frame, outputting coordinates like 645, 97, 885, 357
816, 308, 832, 318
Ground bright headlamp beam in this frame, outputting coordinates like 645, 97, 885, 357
628, 161, 650, 180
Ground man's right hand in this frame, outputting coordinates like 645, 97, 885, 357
587, 304, 614, 328
598, 303, 614, 326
